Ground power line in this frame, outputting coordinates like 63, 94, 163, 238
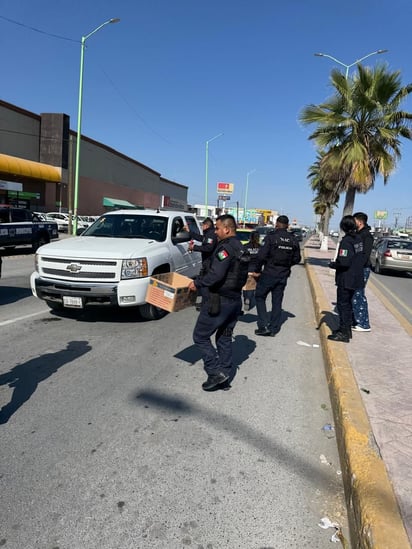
0, 15, 78, 43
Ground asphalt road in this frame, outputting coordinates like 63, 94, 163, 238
369, 269, 412, 325
0, 253, 349, 548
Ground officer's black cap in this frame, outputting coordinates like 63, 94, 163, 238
277, 215, 289, 225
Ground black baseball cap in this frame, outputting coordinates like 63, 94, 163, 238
277, 215, 289, 225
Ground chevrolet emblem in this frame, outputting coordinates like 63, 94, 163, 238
66, 263, 82, 273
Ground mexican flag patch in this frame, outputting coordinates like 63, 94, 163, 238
217, 249, 229, 261
206, 238, 214, 244
339, 249, 348, 257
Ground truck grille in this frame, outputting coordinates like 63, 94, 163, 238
39, 256, 120, 282
42, 268, 116, 279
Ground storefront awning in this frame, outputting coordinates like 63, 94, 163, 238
103, 197, 138, 209
0, 153, 61, 182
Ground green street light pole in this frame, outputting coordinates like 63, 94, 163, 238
72, 18, 120, 235
314, 49, 388, 79
204, 132, 223, 218
243, 169, 256, 227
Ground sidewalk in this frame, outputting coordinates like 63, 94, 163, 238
304, 234, 411, 549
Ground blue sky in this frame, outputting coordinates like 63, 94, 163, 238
1, 0, 412, 228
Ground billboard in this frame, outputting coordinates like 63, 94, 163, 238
374, 210, 388, 220
217, 182, 234, 194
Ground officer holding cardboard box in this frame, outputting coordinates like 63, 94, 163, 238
188, 214, 248, 391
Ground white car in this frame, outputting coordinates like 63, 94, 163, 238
46, 212, 87, 234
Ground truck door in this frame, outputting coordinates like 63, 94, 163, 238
10, 208, 33, 246
184, 215, 203, 275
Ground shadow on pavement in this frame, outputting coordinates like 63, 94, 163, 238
0, 340, 91, 425
0, 286, 32, 305
133, 389, 342, 489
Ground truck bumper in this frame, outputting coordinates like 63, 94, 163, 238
30, 273, 149, 307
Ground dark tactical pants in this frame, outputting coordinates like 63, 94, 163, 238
255, 272, 288, 331
193, 297, 241, 377
337, 286, 355, 329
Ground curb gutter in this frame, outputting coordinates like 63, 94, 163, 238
304, 254, 410, 549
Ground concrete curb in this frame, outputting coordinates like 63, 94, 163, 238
304, 250, 410, 549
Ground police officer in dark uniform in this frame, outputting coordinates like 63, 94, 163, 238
328, 215, 364, 343
251, 215, 301, 336
188, 214, 243, 391
184, 217, 217, 263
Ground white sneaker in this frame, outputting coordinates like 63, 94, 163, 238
352, 325, 371, 332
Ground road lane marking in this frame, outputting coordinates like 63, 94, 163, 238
370, 275, 412, 315
0, 310, 47, 327
369, 279, 412, 337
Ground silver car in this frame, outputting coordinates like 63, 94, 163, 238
370, 238, 412, 274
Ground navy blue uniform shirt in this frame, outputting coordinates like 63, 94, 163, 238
194, 236, 242, 299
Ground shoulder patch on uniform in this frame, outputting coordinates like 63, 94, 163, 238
217, 249, 229, 261
339, 249, 348, 256
206, 238, 214, 244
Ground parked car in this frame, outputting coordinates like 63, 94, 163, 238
0, 207, 58, 252
256, 225, 275, 244
289, 227, 304, 242
370, 237, 412, 274
46, 212, 87, 234
235, 228, 254, 245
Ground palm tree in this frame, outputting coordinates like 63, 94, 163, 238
300, 64, 412, 216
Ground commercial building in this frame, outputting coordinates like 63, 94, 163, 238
0, 100, 188, 214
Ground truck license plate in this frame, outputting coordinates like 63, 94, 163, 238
63, 296, 83, 308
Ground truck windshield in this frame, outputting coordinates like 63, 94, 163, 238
81, 214, 168, 242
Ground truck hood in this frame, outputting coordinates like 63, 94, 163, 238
37, 236, 161, 259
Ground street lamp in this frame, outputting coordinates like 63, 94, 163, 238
243, 169, 256, 227
72, 18, 120, 235
314, 49, 388, 79
204, 132, 223, 218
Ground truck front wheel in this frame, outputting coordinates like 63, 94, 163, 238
139, 303, 168, 321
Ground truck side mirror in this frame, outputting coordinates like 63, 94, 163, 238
172, 230, 191, 245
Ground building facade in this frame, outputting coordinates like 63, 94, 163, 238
0, 100, 188, 214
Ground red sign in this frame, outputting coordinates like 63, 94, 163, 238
217, 182, 234, 194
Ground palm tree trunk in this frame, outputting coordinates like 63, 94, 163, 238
320, 206, 331, 251
342, 187, 356, 217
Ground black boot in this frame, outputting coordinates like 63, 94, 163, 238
331, 327, 352, 339
328, 326, 351, 342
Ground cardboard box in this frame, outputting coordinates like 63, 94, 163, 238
145, 272, 196, 312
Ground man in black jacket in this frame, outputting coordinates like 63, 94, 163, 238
188, 215, 243, 391
351, 212, 373, 332
251, 215, 301, 337
184, 217, 217, 263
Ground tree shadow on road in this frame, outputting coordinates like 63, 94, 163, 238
0, 340, 91, 425
173, 334, 257, 388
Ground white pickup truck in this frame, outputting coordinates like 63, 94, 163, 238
30, 209, 203, 320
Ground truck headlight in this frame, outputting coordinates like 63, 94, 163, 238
121, 258, 148, 279
34, 253, 39, 273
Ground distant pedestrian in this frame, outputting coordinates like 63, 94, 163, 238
328, 215, 365, 343
242, 231, 260, 311
251, 215, 301, 337
184, 217, 217, 263
188, 214, 245, 391
352, 212, 373, 332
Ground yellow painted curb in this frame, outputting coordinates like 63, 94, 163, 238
304, 250, 411, 549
